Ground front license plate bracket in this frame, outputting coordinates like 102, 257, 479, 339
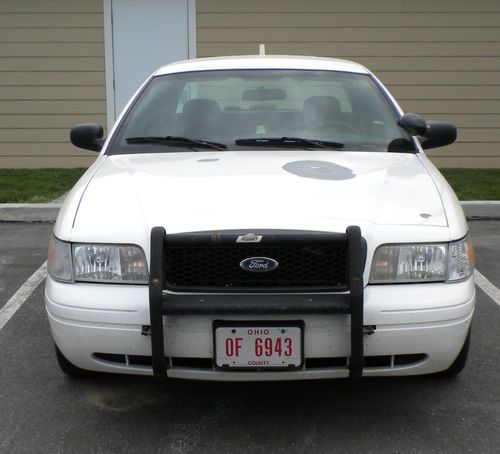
213, 320, 305, 371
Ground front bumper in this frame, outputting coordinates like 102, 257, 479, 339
45, 275, 475, 380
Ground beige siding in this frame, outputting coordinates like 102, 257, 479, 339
0, 0, 105, 168
197, 0, 500, 168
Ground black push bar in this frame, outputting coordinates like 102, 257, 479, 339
148, 226, 365, 380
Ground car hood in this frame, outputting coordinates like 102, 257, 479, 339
71, 150, 447, 242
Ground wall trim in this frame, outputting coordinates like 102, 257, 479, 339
103, 0, 115, 132
188, 0, 197, 59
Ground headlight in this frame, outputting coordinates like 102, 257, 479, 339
72, 243, 148, 283
47, 235, 73, 282
370, 237, 473, 284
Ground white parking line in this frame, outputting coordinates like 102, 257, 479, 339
0, 261, 47, 331
475, 269, 500, 307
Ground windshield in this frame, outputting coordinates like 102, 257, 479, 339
108, 69, 414, 154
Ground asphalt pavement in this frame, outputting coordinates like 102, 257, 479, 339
0, 220, 498, 453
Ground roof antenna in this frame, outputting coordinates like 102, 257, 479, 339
259, 43, 266, 56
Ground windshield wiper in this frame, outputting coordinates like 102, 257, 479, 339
235, 137, 344, 150
125, 136, 227, 151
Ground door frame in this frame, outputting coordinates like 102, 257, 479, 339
103, 0, 197, 131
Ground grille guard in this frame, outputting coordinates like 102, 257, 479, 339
148, 226, 365, 380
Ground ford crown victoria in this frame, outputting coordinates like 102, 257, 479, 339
45, 55, 475, 381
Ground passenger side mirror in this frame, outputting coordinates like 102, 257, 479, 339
397, 113, 427, 136
397, 113, 457, 149
70, 123, 105, 152
419, 121, 457, 150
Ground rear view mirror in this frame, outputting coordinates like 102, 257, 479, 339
70, 123, 104, 152
242, 87, 286, 101
397, 113, 457, 149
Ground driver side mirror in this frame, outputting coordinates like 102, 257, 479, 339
70, 123, 105, 152
398, 113, 457, 150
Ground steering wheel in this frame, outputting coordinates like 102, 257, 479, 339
312, 120, 358, 134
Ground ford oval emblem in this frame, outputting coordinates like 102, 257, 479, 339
240, 257, 279, 273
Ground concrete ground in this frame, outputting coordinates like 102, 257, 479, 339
0, 221, 498, 453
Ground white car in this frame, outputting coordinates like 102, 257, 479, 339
45, 55, 475, 381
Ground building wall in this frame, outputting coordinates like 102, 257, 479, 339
196, 0, 500, 168
1, 0, 499, 169
0, 0, 105, 168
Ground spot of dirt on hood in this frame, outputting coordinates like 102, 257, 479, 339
283, 160, 355, 180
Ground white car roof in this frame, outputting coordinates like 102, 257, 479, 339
154, 55, 370, 76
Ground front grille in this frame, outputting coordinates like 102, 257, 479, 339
164, 231, 348, 292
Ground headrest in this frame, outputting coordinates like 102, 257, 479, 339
182, 98, 220, 116
303, 96, 341, 119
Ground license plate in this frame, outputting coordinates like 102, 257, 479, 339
214, 324, 303, 369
